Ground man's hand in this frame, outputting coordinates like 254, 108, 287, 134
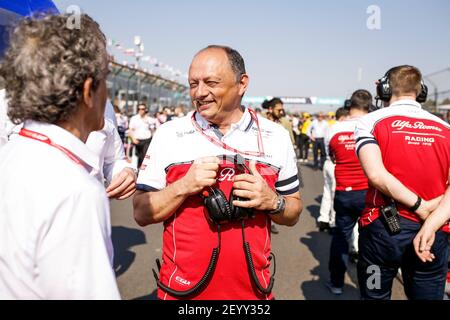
413, 224, 436, 263
132, 138, 139, 145
415, 195, 443, 221
179, 156, 220, 196
106, 167, 137, 200
232, 160, 278, 211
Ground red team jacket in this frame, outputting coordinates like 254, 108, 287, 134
354, 100, 450, 232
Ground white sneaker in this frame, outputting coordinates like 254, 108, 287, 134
326, 281, 343, 295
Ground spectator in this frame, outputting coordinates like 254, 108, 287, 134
309, 112, 328, 170
128, 103, 158, 168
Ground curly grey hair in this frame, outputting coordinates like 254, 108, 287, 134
0, 13, 107, 124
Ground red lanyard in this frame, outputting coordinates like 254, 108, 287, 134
191, 108, 265, 157
19, 128, 88, 170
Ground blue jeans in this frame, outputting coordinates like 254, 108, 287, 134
329, 190, 366, 288
357, 216, 449, 300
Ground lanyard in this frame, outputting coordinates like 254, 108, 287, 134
191, 108, 265, 157
19, 128, 88, 170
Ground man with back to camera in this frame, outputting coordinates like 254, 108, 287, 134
355, 65, 449, 300
317, 106, 349, 233
133, 45, 303, 300
325, 90, 372, 295
0, 14, 120, 299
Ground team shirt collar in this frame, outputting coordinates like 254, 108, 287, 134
389, 99, 422, 109
23, 120, 100, 173
194, 106, 253, 133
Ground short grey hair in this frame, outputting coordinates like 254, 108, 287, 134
200, 45, 246, 82
0, 13, 107, 124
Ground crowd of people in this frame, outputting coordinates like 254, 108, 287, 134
0, 13, 449, 301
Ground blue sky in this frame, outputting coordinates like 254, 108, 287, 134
53, 0, 450, 100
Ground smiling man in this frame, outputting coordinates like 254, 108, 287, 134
133, 45, 303, 300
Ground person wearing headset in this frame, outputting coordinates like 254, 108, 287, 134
133, 45, 303, 300
355, 65, 449, 300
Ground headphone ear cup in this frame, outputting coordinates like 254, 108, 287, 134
229, 190, 253, 220
205, 188, 232, 223
416, 82, 428, 103
229, 191, 238, 220
377, 76, 391, 102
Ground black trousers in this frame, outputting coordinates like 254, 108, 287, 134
299, 134, 310, 160
135, 138, 151, 169
358, 217, 448, 300
313, 138, 326, 169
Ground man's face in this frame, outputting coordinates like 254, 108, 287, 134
138, 105, 147, 115
188, 48, 248, 123
272, 103, 285, 119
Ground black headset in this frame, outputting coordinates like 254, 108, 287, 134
376, 65, 428, 103
203, 155, 254, 224
203, 187, 254, 224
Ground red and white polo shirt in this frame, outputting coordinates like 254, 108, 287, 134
326, 118, 368, 191
136, 107, 299, 300
355, 100, 450, 231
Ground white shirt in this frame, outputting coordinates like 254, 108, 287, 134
129, 114, 158, 140
0, 121, 120, 299
86, 118, 134, 185
86, 101, 135, 185
309, 118, 328, 138
2, 99, 135, 185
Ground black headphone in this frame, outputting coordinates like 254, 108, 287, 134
203, 188, 253, 224
345, 89, 379, 113
344, 99, 352, 109
203, 154, 254, 224
376, 65, 428, 103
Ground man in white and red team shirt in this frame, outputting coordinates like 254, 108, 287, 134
355, 65, 449, 300
325, 90, 372, 295
133, 45, 303, 300
318, 107, 349, 233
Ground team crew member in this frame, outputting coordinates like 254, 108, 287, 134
128, 103, 158, 168
0, 14, 120, 299
133, 45, 303, 300
355, 65, 449, 300
325, 90, 372, 294
318, 107, 349, 232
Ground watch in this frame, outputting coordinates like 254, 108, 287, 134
268, 194, 286, 215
